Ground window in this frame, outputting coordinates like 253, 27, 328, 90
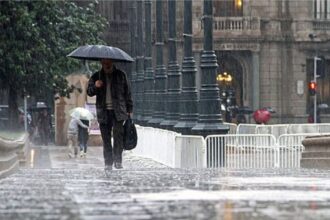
314, 0, 330, 19
214, 0, 243, 17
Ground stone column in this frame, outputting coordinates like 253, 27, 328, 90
148, 0, 167, 127
174, 0, 198, 134
129, 2, 137, 118
136, 0, 145, 123
160, 0, 181, 130
192, 0, 229, 136
252, 52, 260, 111
143, 0, 154, 124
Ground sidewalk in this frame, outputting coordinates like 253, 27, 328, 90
28, 145, 168, 170
1, 144, 330, 219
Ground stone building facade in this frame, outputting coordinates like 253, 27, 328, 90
188, 0, 330, 123
96, 0, 330, 124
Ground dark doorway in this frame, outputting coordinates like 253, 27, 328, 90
216, 52, 244, 106
216, 52, 245, 123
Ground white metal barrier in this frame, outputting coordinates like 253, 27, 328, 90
133, 126, 179, 167
317, 123, 330, 133
133, 126, 206, 168
223, 122, 237, 134
204, 133, 315, 169
205, 135, 277, 168
237, 123, 330, 136
288, 124, 320, 134
256, 124, 289, 139
276, 133, 320, 168
133, 125, 330, 169
175, 136, 206, 168
236, 124, 257, 134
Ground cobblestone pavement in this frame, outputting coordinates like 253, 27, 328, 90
1, 145, 330, 219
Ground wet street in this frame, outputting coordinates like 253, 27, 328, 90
1, 145, 330, 220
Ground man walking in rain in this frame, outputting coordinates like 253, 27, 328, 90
87, 59, 133, 171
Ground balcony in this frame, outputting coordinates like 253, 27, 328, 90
312, 19, 330, 31
194, 16, 261, 38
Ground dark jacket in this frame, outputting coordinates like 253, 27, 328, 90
87, 66, 133, 123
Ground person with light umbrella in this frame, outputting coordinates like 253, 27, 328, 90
67, 107, 93, 158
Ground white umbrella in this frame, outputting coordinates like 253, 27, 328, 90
69, 107, 94, 120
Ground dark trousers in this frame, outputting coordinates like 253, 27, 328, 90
39, 127, 49, 146
100, 110, 124, 166
78, 120, 89, 153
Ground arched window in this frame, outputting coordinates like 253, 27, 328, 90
214, 0, 243, 17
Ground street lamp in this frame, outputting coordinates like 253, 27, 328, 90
235, 0, 242, 9
191, 0, 229, 136
217, 72, 233, 84
217, 72, 235, 123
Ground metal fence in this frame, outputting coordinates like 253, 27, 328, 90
134, 124, 328, 169
276, 133, 313, 168
238, 123, 330, 136
205, 134, 310, 169
174, 136, 206, 168
206, 134, 277, 168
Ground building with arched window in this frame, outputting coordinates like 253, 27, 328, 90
96, 0, 330, 123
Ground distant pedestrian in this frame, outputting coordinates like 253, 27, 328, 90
308, 107, 321, 123
78, 119, 90, 158
87, 58, 133, 171
37, 109, 51, 146
67, 117, 89, 158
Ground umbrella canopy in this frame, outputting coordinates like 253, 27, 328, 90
67, 45, 134, 62
236, 106, 254, 114
318, 103, 329, 109
69, 107, 94, 121
253, 109, 271, 124
28, 102, 50, 112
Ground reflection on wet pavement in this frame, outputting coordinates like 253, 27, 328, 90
0, 145, 330, 219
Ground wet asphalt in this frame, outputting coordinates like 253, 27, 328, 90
0, 145, 330, 220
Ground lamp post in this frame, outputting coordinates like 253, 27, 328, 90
174, 0, 199, 134
160, 0, 181, 130
136, 0, 145, 123
143, 0, 154, 124
217, 72, 234, 122
192, 0, 229, 136
129, 1, 137, 120
217, 72, 233, 85
313, 56, 321, 123
148, 0, 167, 127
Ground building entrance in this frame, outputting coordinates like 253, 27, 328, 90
216, 52, 247, 123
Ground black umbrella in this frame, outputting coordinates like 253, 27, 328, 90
28, 102, 50, 112
67, 45, 134, 62
236, 106, 254, 114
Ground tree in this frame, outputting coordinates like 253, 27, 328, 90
0, 0, 107, 129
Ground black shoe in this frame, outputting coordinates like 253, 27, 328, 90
114, 162, 123, 169
104, 165, 112, 172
